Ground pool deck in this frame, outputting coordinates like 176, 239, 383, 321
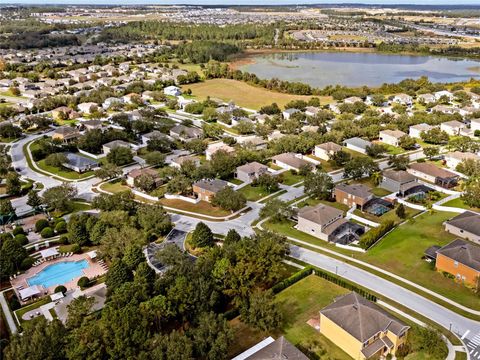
10, 253, 107, 304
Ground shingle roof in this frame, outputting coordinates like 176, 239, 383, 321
409, 163, 458, 179
316, 142, 342, 152
128, 167, 159, 179
193, 179, 228, 193
336, 183, 372, 199
320, 292, 409, 342
343, 137, 372, 150
445, 212, 480, 237
237, 161, 268, 174
298, 204, 343, 226
437, 239, 480, 271
380, 129, 406, 138
383, 170, 416, 184
272, 153, 312, 169
103, 140, 131, 149
245, 336, 309, 360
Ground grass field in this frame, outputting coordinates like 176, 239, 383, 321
442, 197, 480, 213
238, 184, 276, 201
36, 159, 94, 180
100, 180, 130, 194
159, 198, 230, 217
278, 171, 304, 186
183, 79, 333, 110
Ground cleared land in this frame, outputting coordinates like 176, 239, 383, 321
159, 198, 230, 217
183, 79, 332, 110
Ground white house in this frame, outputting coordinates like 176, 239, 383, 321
205, 142, 235, 161
409, 123, 434, 139
392, 94, 413, 106
378, 129, 406, 147
343, 137, 372, 154
444, 151, 480, 170
440, 120, 465, 136
434, 90, 454, 102
417, 93, 435, 104
77, 102, 98, 114
164, 86, 182, 97
314, 142, 343, 161
282, 108, 300, 120
102, 97, 123, 110
343, 96, 363, 104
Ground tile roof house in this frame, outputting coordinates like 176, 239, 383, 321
435, 239, 480, 287
232, 336, 308, 360
320, 292, 409, 359
444, 212, 480, 245
193, 179, 229, 202
343, 137, 372, 155
314, 142, 343, 161
378, 129, 406, 147
271, 153, 313, 172
235, 162, 269, 183
335, 183, 374, 210
407, 162, 459, 189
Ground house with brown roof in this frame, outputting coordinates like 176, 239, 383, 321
335, 183, 374, 210
232, 336, 308, 360
444, 212, 480, 245
169, 124, 203, 142
435, 239, 480, 288
205, 142, 235, 161
235, 162, 269, 183
297, 204, 364, 243
170, 155, 200, 169
126, 168, 162, 188
407, 162, 459, 188
271, 153, 313, 172
378, 129, 406, 147
379, 170, 419, 196
52, 126, 81, 143
193, 179, 229, 202
320, 292, 409, 360
102, 140, 134, 155
314, 142, 343, 161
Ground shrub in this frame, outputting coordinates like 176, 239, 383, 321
77, 277, 90, 288
71, 243, 81, 254
55, 221, 67, 234
20, 257, 35, 270
14, 234, 28, 246
12, 227, 25, 236
59, 235, 69, 245
35, 219, 49, 232
54, 285, 67, 294
359, 220, 395, 249
271, 266, 313, 294
40, 227, 54, 238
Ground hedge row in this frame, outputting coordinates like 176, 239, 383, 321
271, 266, 314, 294
359, 220, 395, 249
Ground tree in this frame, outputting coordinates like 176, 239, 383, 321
107, 146, 133, 166
456, 159, 480, 178
202, 122, 223, 139
45, 153, 68, 168
191, 222, 214, 248
224, 229, 241, 245
5, 172, 21, 195
241, 291, 282, 331
94, 163, 122, 180
398, 135, 417, 150
331, 150, 351, 166
134, 173, 158, 192
42, 183, 77, 212
150, 331, 194, 360
210, 150, 237, 179
388, 155, 410, 171
3, 318, 66, 360
190, 312, 233, 360
212, 186, 246, 212
166, 175, 192, 195
423, 146, 439, 160
66, 295, 95, 329
366, 143, 387, 158
144, 151, 166, 167
105, 259, 133, 293
344, 157, 379, 180
67, 213, 90, 246
259, 199, 293, 223
136, 204, 172, 236
304, 171, 334, 200
252, 173, 279, 193
123, 244, 144, 270
0, 199, 15, 216
100, 225, 146, 261
396, 203, 406, 219
421, 128, 449, 145
462, 181, 480, 208
0, 236, 27, 277
27, 190, 43, 208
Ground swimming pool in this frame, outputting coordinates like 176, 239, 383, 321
27, 260, 89, 288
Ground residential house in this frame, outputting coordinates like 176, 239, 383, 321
123, 93, 142, 105
444, 151, 480, 170
334, 183, 374, 210
141, 130, 167, 146
77, 102, 98, 114
126, 168, 162, 187
305, 106, 321, 117
343, 137, 372, 155
297, 204, 345, 242
271, 153, 313, 172
444, 212, 480, 244
192, 179, 229, 202
392, 94, 413, 106
417, 93, 436, 104
282, 108, 300, 120
409, 123, 434, 139
52, 106, 78, 120
314, 142, 343, 161
380, 170, 421, 196
378, 129, 406, 147
62, 152, 99, 173
102, 140, 134, 155
235, 162, 269, 183
435, 239, 480, 288
407, 162, 459, 188
170, 155, 200, 169
440, 120, 465, 136
52, 126, 81, 143
237, 136, 268, 150
231, 336, 308, 360
102, 97, 123, 110
344, 96, 363, 104
205, 142, 235, 161
434, 90, 454, 102
169, 124, 203, 142
470, 119, 480, 133
81, 120, 103, 131
164, 85, 182, 97
320, 292, 409, 360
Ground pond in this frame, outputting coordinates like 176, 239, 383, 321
239, 51, 480, 88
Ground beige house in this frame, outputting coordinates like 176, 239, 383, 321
407, 162, 458, 189
408, 123, 434, 139
444, 151, 480, 170
126, 168, 161, 187
320, 292, 409, 360
378, 129, 406, 147
314, 142, 343, 161
235, 162, 269, 183
192, 179, 228, 202
440, 120, 465, 136
297, 204, 345, 241
271, 153, 313, 172
444, 212, 480, 245
52, 126, 81, 143
205, 142, 235, 161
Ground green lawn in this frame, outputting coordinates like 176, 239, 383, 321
238, 184, 276, 201
36, 159, 94, 180
382, 144, 406, 155
442, 198, 480, 212
15, 297, 51, 324
278, 171, 304, 186
159, 198, 231, 217
296, 197, 349, 213
100, 180, 131, 194
353, 205, 421, 225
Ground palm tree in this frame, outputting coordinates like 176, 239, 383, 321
371, 171, 382, 186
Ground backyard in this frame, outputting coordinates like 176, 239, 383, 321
159, 198, 231, 217
442, 197, 480, 213
238, 184, 276, 201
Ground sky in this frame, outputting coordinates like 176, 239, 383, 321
4, 0, 480, 5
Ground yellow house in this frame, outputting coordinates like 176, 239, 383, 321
320, 292, 409, 359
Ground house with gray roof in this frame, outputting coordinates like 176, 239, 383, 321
62, 152, 99, 173
343, 137, 372, 154
232, 336, 308, 360
271, 153, 313, 172
193, 179, 229, 202
235, 162, 269, 183
444, 212, 480, 245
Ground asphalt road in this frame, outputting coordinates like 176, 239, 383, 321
289, 245, 480, 350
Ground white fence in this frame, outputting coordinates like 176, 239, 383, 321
78, 149, 106, 159
164, 193, 200, 204
132, 189, 159, 201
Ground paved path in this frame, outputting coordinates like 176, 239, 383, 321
289, 245, 480, 353
0, 288, 18, 334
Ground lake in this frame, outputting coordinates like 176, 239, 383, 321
239, 51, 480, 88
